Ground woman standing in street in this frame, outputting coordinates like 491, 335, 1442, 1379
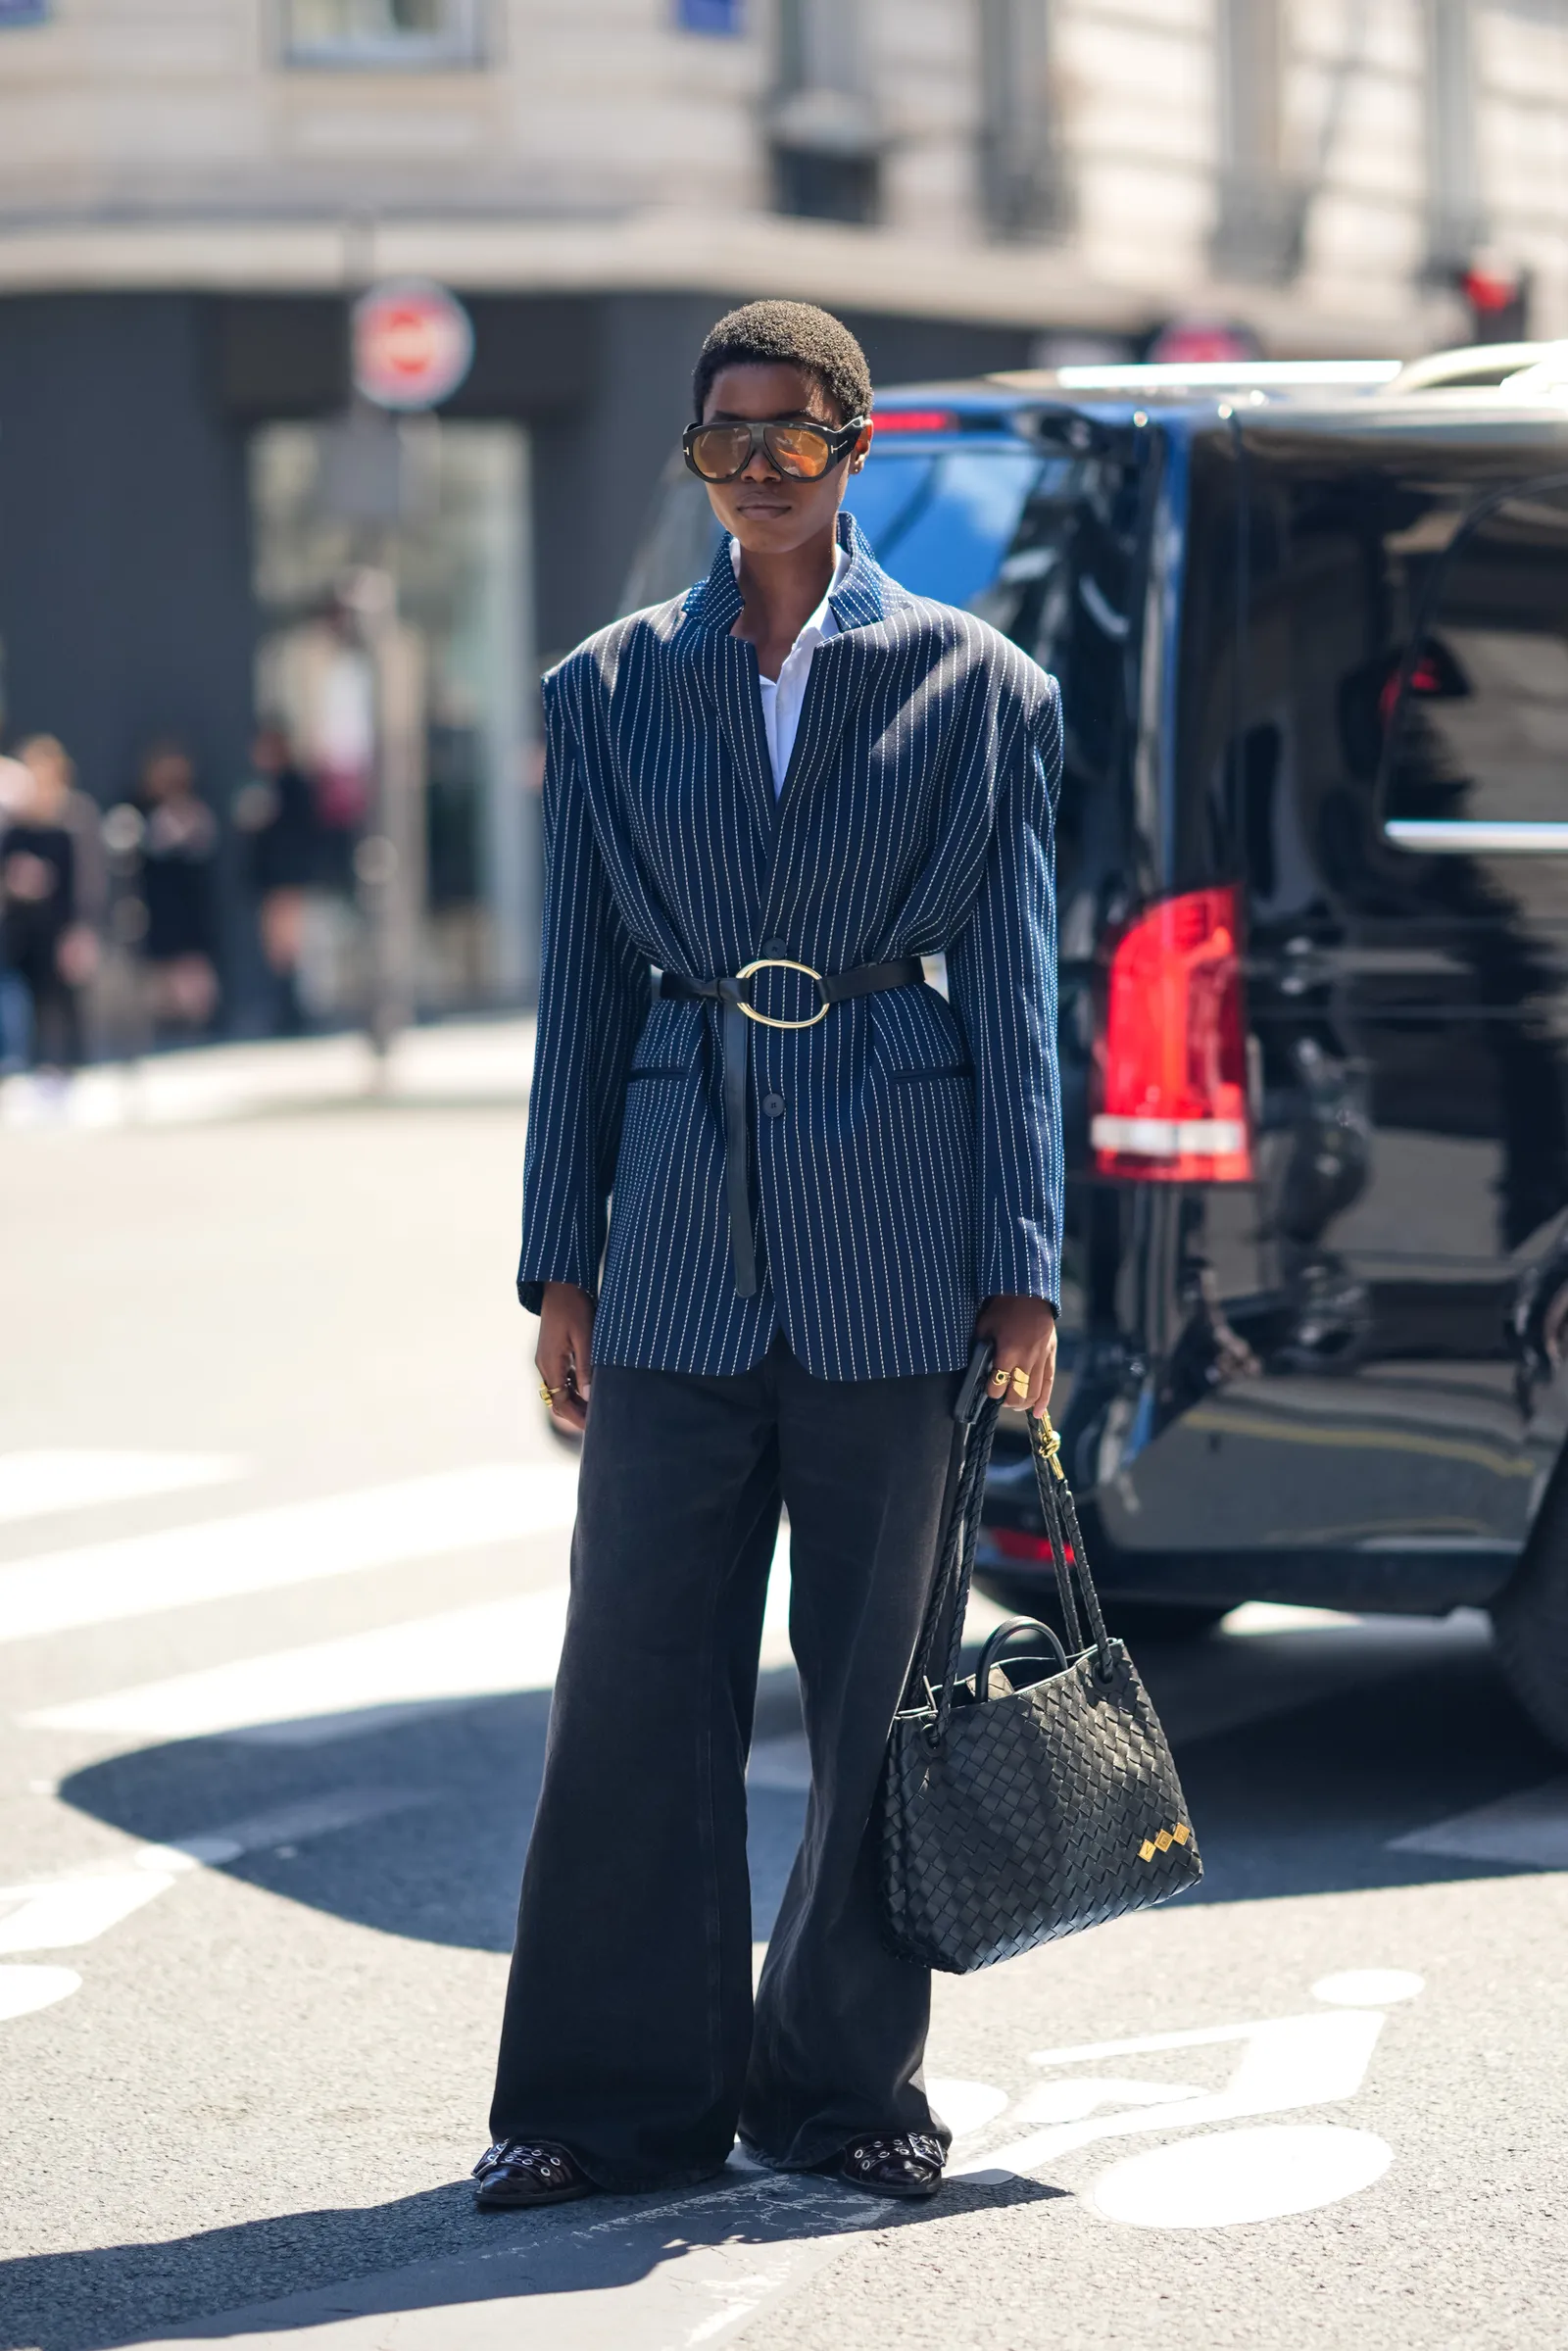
1, 736, 101, 1081
476, 302, 1061, 2211
134, 739, 220, 1038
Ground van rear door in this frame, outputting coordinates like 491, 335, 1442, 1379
1143, 433, 1568, 1606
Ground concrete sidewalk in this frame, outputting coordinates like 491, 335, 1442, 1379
0, 1018, 534, 1135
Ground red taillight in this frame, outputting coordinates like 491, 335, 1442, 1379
988, 1529, 1075, 1564
1091, 885, 1252, 1183
874, 408, 959, 433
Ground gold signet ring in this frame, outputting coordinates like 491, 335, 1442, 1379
1010, 1367, 1031, 1397
988, 1365, 1009, 1387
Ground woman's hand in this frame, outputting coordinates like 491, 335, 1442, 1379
973, 1295, 1057, 1415
537, 1281, 595, 1435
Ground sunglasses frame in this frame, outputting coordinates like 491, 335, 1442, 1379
682, 414, 869, 484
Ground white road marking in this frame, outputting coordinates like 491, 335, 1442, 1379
0, 1964, 80, 2020
26, 1591, 574, 1740
1089, 2123, 1394, 2229
0, 1872, 172, 1953
1311, 1968, 1425, 2005
1389, 1777, 1568, 1870
0, 1463, 579, 1645
1012, 2077, 1205, 2126
928, 2080, 1012, 2136
975, 2005, 1392, 2179
0, 1450, 246, 1525
748, 1735, 810, 1791
0, 1789, 428, 1957
31, 1526, 959, 1745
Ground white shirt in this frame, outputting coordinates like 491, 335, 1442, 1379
732, 537, 851, 794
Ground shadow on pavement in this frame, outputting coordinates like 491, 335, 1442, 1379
0, 2167, 1062, 2351
54, 1624, 1558, 1963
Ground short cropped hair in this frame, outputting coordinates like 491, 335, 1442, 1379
692, 300, 872, 425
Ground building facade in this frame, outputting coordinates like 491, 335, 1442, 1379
0, 0, 1562, 1017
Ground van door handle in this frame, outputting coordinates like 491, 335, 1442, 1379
1276, 937, 1332, 996
1386, 819, 1568, 854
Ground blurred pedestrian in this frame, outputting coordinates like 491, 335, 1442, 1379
135, 739, 220, 1036
0, 757, 33, 1069
233, 724, 318, 1036
19, 733, 109, 949
1, 737, 100, 1079
476, 302, 1062, 2214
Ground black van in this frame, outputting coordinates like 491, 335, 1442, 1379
623, 349, 1568, 1753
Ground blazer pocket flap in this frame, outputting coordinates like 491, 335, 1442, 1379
630, 1001, 704, 1078
870, 990, 972, 1079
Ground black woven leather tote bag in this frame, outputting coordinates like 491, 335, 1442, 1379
881, 1362, 1200, 1974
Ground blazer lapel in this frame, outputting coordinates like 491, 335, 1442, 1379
770, 509, 890, 832
679, 536, 777, 851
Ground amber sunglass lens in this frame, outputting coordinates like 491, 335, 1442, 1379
689, 425, 752, 480
766, 424, 833, 479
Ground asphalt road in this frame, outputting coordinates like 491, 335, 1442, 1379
0, 1033, 1564, 2351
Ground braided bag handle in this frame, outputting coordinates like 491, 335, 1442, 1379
903, 1387, 1002, 1741
1026, 1410, 1117, 1680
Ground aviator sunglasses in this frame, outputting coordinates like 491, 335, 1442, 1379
683, 413, 869, 484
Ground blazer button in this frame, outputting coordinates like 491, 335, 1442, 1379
760, 939, 787, 958
761, 1092, 786, 1119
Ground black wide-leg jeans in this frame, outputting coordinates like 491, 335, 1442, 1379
488, 1337, 963, 2190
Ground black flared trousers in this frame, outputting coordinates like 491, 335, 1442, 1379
488, 1338, 963, 2189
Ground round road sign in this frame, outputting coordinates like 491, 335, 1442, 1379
353, 279, 474, 412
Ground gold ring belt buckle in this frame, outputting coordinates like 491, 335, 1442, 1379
733, 956, 830, 1031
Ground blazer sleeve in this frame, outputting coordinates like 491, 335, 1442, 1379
516, 676, 652, 1311
944, 677, 1064, 1312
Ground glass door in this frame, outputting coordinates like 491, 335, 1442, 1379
250, 416, 535, 1022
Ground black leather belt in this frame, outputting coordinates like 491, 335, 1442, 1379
660, 954, 924, 1297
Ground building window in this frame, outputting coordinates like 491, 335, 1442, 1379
1212, 0, 1299, 282
978, 0, 1069, 241
281, 0, 483, 69
769, 0, 882, 224
677, 0, 743, 31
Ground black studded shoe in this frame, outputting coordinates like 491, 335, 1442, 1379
833, 2131, 944, 2200
471, 2138, 597, 2210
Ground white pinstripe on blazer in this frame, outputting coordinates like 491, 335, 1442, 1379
517, 510, 1064, 1383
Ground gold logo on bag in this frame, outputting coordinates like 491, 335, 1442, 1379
1138, 1822, 1192, 1862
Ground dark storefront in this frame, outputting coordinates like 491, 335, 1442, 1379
0, 287, 1037, 1026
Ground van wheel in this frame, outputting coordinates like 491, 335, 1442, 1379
975, 1576, 1226, 1644
1492, 1505, 1568, 1754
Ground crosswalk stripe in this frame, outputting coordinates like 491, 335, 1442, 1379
25, 1590, 575, 1741
0, 1450, 246, 1527
0, 1464, 579, 1645
23, 1546, 1000, 1749
24, 1567, 805, 1744
0, 1789, 431, 1956
1388, 1777, 1568, 1870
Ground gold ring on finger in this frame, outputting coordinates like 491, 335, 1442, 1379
1010, 1367, 1030, 1397
538, 1381, 559, 1405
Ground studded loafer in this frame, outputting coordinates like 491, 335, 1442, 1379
833, 2131, 944, 2200
471, 2137, 597, 2209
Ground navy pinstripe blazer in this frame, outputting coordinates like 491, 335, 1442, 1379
517, 511, 1063, 1382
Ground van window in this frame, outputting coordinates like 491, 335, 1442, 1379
618, 445, 1041, 616
1384, 481, 1568, 832
858, 450, 1042, 606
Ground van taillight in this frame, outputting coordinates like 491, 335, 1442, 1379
1090, 886, 1252, 1183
